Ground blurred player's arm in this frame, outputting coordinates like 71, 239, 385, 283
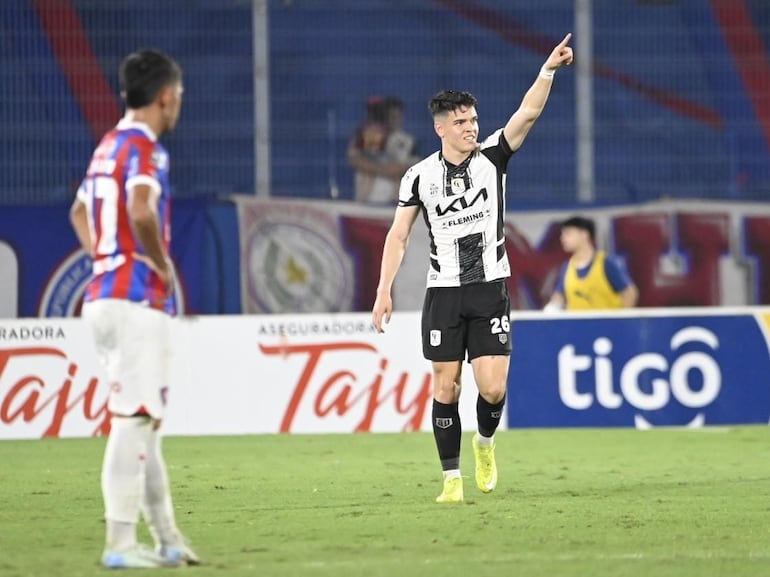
605, 256, 638, 308
503, 33, 573, 152
544, 292, 565, 313
128, 183, 171, 286
620, 284, 639, 308
544, 263, 568, 312
372, 204, 420, 332
69, 195, 93, 257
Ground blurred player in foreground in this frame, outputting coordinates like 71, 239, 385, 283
373, 35, 574, 503
545, 216, 638, 311
69, 49, 200, 568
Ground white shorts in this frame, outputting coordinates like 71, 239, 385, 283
82, 298, 171, 419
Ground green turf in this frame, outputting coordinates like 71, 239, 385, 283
2, 426, 770, 577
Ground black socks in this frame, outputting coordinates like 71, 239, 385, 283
432, 400, 461, 471
477, 393, 505, 438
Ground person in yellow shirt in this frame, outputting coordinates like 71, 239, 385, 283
545, 216, 638, 311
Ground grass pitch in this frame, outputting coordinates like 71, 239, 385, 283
1, 427, 770, 577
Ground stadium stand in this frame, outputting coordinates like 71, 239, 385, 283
1, 0, 769, 206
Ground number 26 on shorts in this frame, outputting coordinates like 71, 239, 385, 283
489, 315, 510, 335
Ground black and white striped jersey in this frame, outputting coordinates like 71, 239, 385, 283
398, 128, 514, 287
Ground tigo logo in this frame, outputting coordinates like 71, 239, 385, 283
557, 327, 721, 427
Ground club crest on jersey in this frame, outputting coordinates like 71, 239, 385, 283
451, 177, 466, 195
430, 330, 442, 346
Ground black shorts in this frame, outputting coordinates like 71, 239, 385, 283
421, 279, 512, 362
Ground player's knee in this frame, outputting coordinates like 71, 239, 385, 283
432, 362, 462, 400
433, 379, 461, 403
478, 381, 506, 404
433, 368, 462, 402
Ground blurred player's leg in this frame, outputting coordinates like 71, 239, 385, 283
100, 415, 179, 568
142, 427, 200, 565
102, 416, 151, 552
141, 429, 179, 547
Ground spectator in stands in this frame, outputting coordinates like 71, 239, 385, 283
545, 216, 638, 311
348, 96, 419, 204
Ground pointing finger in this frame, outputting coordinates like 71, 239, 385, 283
557, 32, 572, 48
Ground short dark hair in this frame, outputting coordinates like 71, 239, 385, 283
384, 96, 404, 112
119, 49, 182, 109
428, 90, 477, 118
561, 216, 596, 240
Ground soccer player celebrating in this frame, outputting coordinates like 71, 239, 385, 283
372, 35, 574, 503
69, 49, 199, 567
545, 216, 638, 311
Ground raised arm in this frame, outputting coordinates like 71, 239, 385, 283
503, 33, 574, 152
372, 204, 420, 332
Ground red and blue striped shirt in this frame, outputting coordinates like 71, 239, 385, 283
77, 120, 175, 314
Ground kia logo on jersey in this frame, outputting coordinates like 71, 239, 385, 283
435, 187, 488, 217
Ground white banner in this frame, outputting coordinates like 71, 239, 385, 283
0, 321, 110, 439
0, 314, 488, 439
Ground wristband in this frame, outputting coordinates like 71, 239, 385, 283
539, 65, 555, 80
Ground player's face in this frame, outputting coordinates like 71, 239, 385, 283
160, 82, 184, 134
435, 106, 479, 157
560, 226, 588, 253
